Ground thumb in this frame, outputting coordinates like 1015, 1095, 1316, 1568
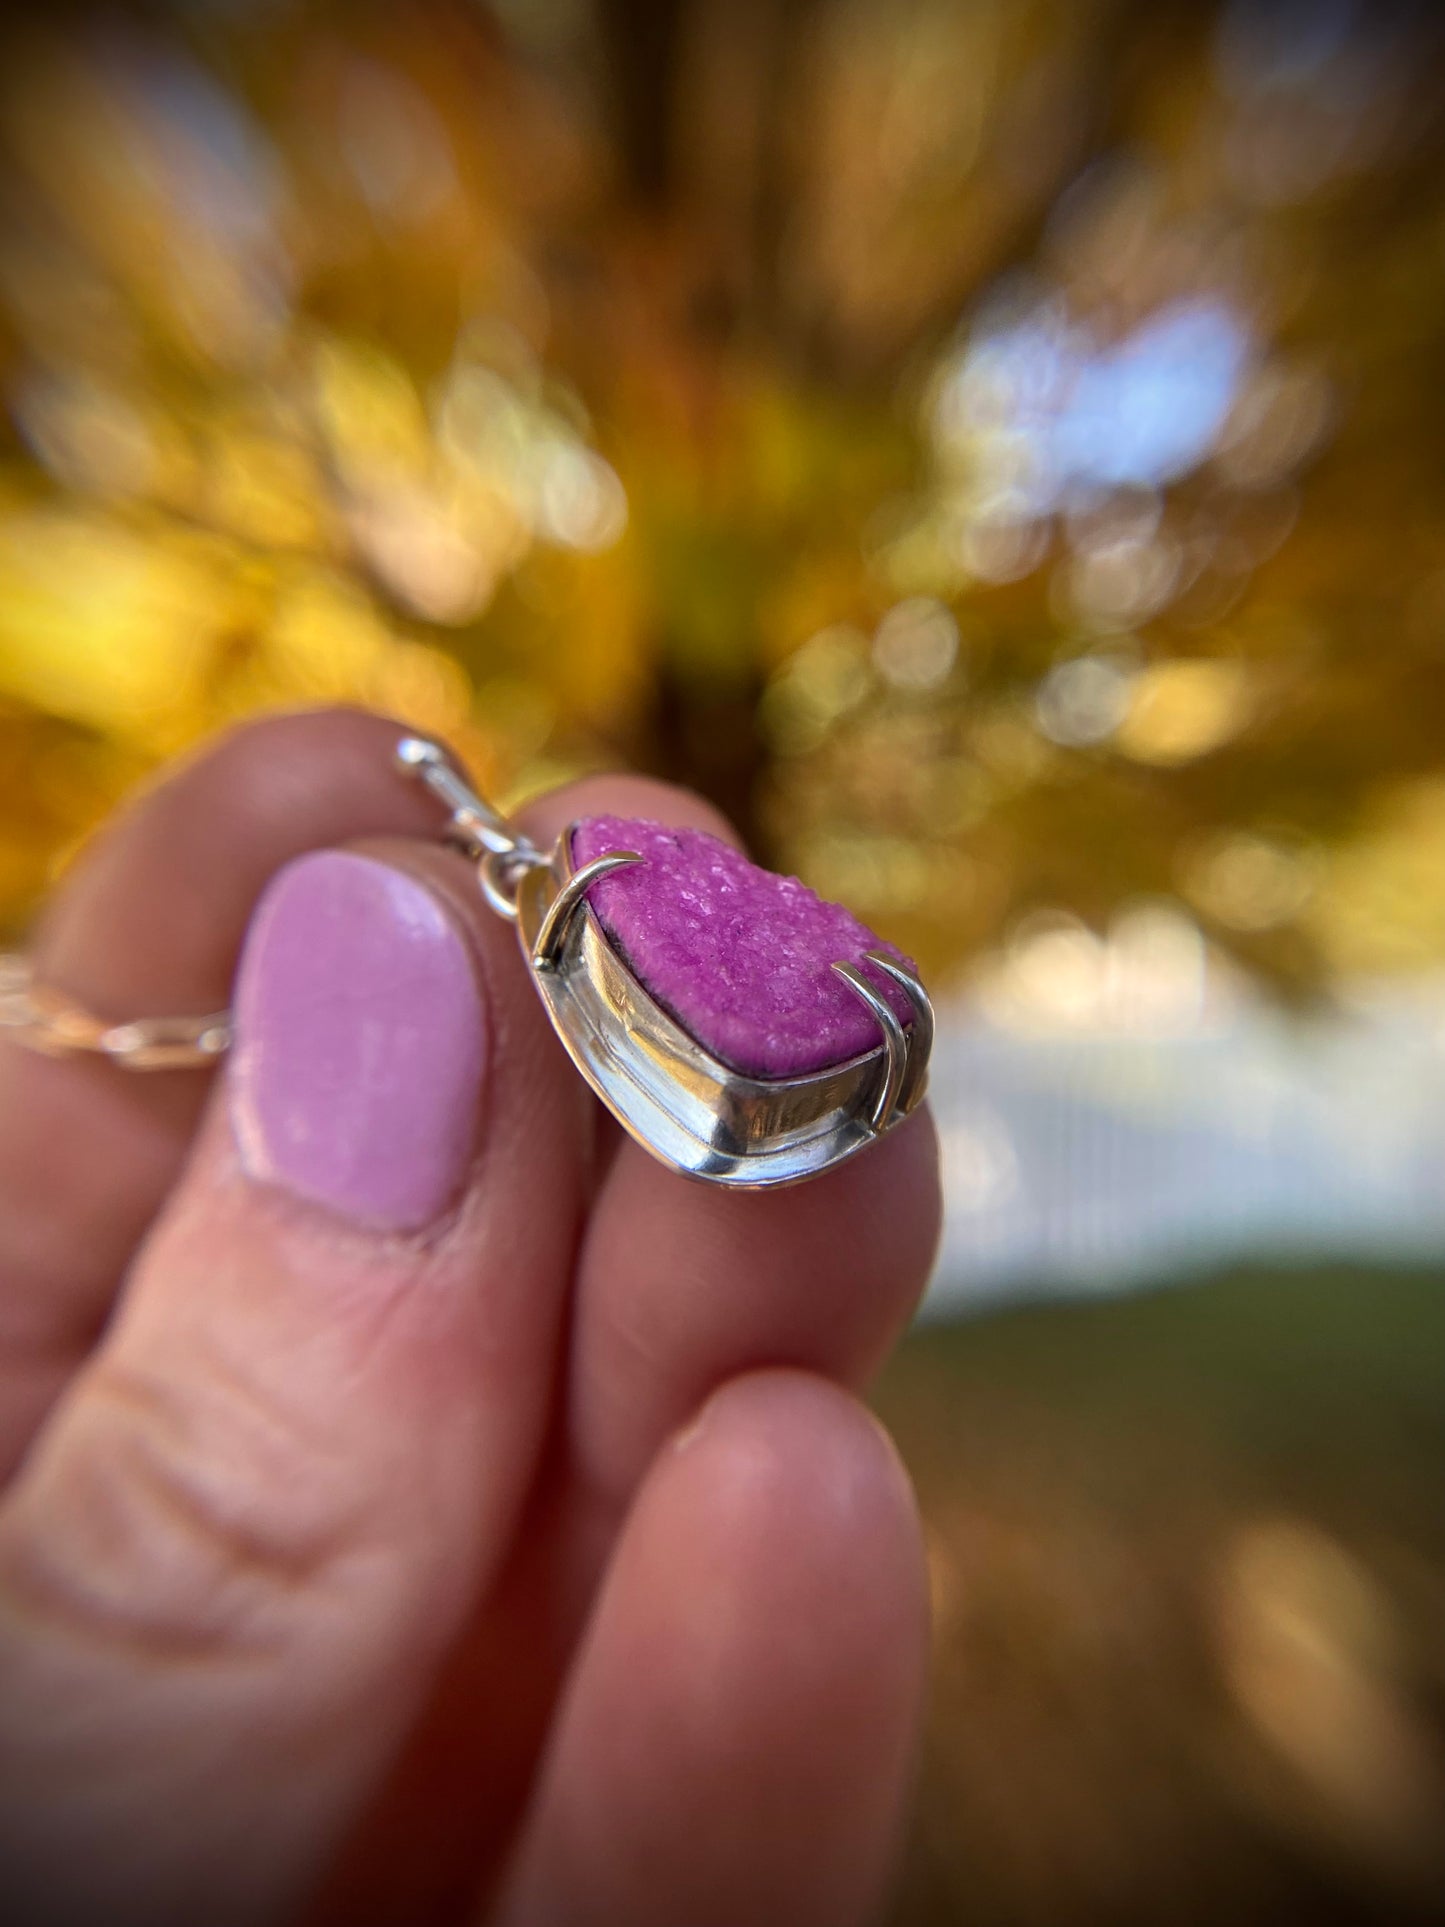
0, 846, 588, 1925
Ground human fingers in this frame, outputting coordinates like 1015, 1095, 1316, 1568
298, 775, 938, 1924
514, 782, 943, 1518
568, 1113, 938, 1511
270, 775, 756, 1926
495, 1371, 929, 1927
0, 835, 592, 1926
0, 708, 445, 1472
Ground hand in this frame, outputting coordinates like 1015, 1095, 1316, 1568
0, 710, 940, 1927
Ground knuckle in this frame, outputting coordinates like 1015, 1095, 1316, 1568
0, 1351, 370, 1661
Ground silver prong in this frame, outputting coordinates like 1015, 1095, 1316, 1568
831, 962, 908, 1131
395, 735, 521, 859
861, 951, 932, 1114
532, 852, 643, 969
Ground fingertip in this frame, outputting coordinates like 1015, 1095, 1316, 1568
671, 1367, 926, 1577
500, 1371, 929, 1927
516, 772, 744, 854
664, 1366, 931, 1679
182, 707, 437, 850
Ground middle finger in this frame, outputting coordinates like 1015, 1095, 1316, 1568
515, 777, 943, 1516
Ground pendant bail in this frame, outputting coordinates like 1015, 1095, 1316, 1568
395, 737, 530, 862
396, 733, 932, 1186
396, 737, 547, 919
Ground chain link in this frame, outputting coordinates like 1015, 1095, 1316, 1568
0, 954, 230, 1069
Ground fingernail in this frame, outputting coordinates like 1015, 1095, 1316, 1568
230, 852, 487, 1231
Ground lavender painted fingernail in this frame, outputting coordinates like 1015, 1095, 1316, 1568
230, 852, 487, 1231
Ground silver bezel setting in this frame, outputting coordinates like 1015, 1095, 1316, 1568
513, 825, 932, 1187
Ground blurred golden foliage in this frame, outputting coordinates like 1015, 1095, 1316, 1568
1, 0, 1444, 1001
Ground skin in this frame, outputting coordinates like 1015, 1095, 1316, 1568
0, 709, 941, 1926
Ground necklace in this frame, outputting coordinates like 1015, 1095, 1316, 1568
397, 736, 932, 1188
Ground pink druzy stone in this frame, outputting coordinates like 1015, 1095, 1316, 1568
571, 815, 917, 1079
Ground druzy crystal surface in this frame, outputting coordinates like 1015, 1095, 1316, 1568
571, 815, 917, 1078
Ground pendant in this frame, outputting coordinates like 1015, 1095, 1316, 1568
399, 737, 932, 1188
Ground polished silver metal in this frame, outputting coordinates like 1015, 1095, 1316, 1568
511, 828, 930, 1186
395, 735, 532, 861
480, 847, 550, 923
399, 734, 934, 1187
830, 961, 908, 1130
531, 852, 643, 968
395, 737, 553, 921
0, 953, 230, 1070
859, 950, 933, 1118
